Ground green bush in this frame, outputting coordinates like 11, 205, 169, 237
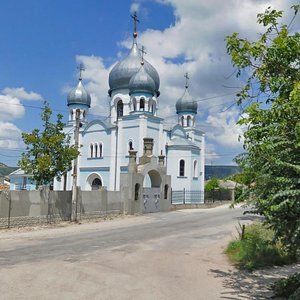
205, 178, 219, 192
273, 273, 300, 299
290, 287, 300, 300
226, 223, 291, 270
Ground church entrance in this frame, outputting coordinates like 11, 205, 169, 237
143, 170, 161, 213
86, 174, 103, 191
91, 178, 102, 190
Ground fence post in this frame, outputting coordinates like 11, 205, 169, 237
8, 193, 11, 228
6, 191, 12, 229
183, 188, 186, 205
171, 188, 173, 204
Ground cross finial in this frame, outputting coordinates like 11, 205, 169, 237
184, 72, 189, 88
140, 45, 147, 65
131, 11, 140, 38
77, 63, 85, 81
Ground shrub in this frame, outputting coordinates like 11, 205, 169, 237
205, 178, 219, 192
226, 223, 291, 270
273, 273, 300, 299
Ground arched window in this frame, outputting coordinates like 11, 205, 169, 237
193, 160, 198, 178
140, 98, 145, 111
187, 116, 191, 127
117, 100, 123, 118
164, 184, 169, 199
129, 141, 133, 150
90, 144, 94, 158
135, 183, 140, 200
91, 178, 102, 190
94, 143, 98, 158
181, 116, 184, 126
133, 99, 137, 111
99, 143, 103, 158
179, 159, 185, 177
70, 110, 74, 120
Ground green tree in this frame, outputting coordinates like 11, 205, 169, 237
226, 5, 300, 257
19, 102, 79, 188
205, 177, 220, 191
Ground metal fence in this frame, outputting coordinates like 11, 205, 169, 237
171, 189, 204, 204
171, 189, 233, 205
204, 189, 233, 202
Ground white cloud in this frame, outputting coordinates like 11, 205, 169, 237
2, 87, 43, 101
205, 142, 220, 164
131, 0, 297, 119
0, 86, 43, 154
0, 94, 25, 121
61, 55, 111, 119
74, 0, 297, 120
205, 106, 245, 149
0, 122, 23, 150
130, 2, 140, 14
70, 0, 297, 164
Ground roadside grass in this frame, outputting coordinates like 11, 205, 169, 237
226, 223, 292, 271
273, 272, 300, 299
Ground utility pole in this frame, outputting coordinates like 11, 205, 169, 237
71, 109, 80, 222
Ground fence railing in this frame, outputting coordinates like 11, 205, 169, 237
171, 189, 234, 205
204, 189, 233, 202
171, 189, 204, 204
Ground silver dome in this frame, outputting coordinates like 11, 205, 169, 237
129, 64, 156, 95
108, 41, 160, 95
176, 87, 198, 114
67, 80, 91, 107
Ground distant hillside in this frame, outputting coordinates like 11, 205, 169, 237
205, 165, 240, 180
0, 163, 18, 176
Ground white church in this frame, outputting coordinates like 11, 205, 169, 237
53, 17, 205, 206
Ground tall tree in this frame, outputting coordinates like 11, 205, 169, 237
19, 102, 79, 187
226, 5, 300, 256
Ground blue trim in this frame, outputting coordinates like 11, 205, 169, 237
123, 124, 139, 129
120, 166, 128, 173
147, 125, 159, 131
129, 92, 154, 97
177, 111, 197, 115
80, 167, 110, 172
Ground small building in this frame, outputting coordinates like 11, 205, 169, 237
9, 169, 35, 191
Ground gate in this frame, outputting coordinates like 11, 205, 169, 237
143, 187, 160, 213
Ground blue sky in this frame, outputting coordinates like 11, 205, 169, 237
0, 0, 298, 167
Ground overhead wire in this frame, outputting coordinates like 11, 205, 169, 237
0, 90, 242, 163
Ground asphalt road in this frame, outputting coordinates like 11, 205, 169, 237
0, 205, 248, 299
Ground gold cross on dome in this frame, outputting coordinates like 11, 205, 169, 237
184, 72, 189, 88
77, 63, 85, 81
140, 45, 147, 63
131, 12, 140, 37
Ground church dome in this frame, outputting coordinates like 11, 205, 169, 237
129, 63, 156, 96
67, 80, 91, 108
108, 41, 160, 96
176, 87, 198, 114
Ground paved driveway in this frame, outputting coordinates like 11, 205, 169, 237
0, 205, 246, 299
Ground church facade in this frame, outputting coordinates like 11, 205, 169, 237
54, 25, 205, 204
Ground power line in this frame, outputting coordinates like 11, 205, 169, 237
0, 90, 238, 119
